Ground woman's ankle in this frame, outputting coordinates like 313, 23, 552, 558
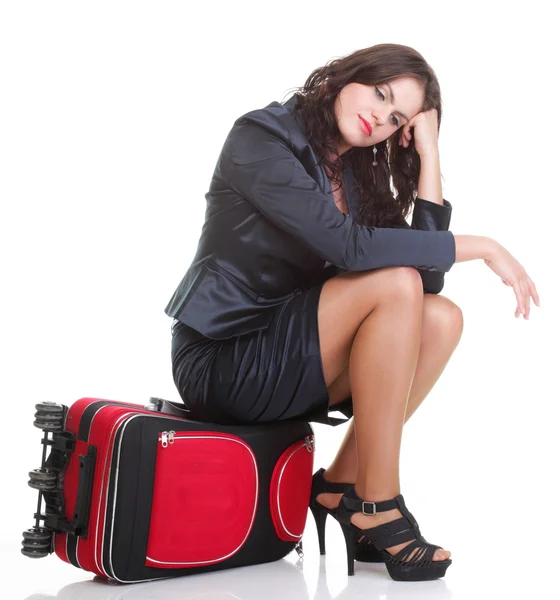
354, 482, 400, 502
324, 467, 355, 483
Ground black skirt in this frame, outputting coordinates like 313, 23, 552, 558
170, 280, 353, 427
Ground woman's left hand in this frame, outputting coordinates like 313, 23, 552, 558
398, 108, 439, 157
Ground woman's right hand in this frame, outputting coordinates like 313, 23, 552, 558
483, 241, 540, 319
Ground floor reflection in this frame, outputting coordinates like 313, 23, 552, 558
24, 557, 309, 600
24, 553, 454, 600
311, 557, 453, 600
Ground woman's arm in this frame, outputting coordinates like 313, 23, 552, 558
454, 234, 497, 263
402, 115, 539, 317
417, 152, 443, 206
395, 151, 450, 293
222, 118, 456, 273
392, 194, 452, 294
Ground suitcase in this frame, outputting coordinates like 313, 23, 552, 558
22, 396, 315, 583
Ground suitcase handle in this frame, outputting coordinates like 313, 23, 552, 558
144, 396, 193, 419
45, 445, 97, 538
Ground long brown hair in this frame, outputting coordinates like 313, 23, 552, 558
283, 43, 443, 228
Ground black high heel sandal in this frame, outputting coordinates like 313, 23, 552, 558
309, 468, 384, 563
335, 485, 452, 581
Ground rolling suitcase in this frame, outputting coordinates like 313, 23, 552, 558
22, 396, 315, 583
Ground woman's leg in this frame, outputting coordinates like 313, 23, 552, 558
313, 267, 452, 561
323, 293, 464, 484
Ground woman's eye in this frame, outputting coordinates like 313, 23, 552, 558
376, 87, 399, 127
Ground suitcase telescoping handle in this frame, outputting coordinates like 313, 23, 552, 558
145, 396, 193, 419
45, 445, 97, 538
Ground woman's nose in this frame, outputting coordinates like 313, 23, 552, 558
372, 111, 388, 126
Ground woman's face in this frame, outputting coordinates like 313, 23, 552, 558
333, 77, 425, 155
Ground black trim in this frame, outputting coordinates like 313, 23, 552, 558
66, 534, 80, 569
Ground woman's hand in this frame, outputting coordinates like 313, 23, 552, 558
484, 243, 540, 319
398, 108, 439, 157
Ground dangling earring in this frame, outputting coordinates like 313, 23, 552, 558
372, 144, 378, 166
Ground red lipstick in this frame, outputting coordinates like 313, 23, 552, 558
359, 115, 372, 136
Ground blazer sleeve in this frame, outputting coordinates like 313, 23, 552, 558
221, 119, 456, 274
390, 198, 453, 294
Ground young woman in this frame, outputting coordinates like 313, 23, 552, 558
164, 43, 540, 581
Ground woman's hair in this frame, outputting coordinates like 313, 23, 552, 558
285, 43, 443, 228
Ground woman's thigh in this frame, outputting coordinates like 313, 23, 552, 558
317, 267, 424, 387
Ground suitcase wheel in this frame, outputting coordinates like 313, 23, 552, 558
28, 468, 57, 492
34, 401, 65, 414
33, 403, 64, 431
21, 527, 52, 558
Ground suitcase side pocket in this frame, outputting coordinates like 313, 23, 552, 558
269, 434, 315, 542
145, 431, 259, 569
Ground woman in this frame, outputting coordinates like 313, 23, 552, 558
165, 43, 540, 581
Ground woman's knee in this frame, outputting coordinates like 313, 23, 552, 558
364, 266, 424, 300
424, 294, 464, 340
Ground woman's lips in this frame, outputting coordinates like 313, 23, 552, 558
359, 115, 372, 136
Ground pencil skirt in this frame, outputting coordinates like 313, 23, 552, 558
170, 281, 353, 427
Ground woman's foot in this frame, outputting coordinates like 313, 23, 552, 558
316, 490, 451, 562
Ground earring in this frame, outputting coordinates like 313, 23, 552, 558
372, 144, 378, 166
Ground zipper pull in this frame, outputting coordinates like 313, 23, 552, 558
304, 435, 315, 452
295, 540, 304, 558
161, 431, 169, 448
168, 430, 176, 445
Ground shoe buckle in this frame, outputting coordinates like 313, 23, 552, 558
361, 501, 376, 515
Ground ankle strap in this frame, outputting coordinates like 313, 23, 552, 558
342, 486, 401, 515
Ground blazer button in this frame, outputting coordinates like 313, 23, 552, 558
294, 288, 303, 296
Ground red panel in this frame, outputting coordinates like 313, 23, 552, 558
145, 432, 259, 568
63, 400, 145, 576
52, 398, 116, 571
71, 402, 182, 577
269, 436, 314, 541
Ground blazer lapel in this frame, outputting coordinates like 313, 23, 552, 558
281, 93, 357, 218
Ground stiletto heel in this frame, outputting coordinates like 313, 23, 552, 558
310, 504, 327, 555
339, 523, 357, 576
309, 468, 384, 562
309, 468, 384, 563
335, 485, 452, 581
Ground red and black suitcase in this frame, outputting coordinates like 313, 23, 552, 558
22, 397, 315, 583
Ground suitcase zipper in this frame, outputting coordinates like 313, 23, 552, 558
159, 430, 176, 448
161, 432, 310, 452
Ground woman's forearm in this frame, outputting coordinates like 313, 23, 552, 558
417, 152, 443, 205
453, 234, 498, 263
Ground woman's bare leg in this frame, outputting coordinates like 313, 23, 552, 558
313, 267, 451, 561
324, 293, 464, 484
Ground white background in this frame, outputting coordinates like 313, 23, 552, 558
2, 1, 558, 598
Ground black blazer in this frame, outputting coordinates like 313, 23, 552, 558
164, 93, 456, 340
